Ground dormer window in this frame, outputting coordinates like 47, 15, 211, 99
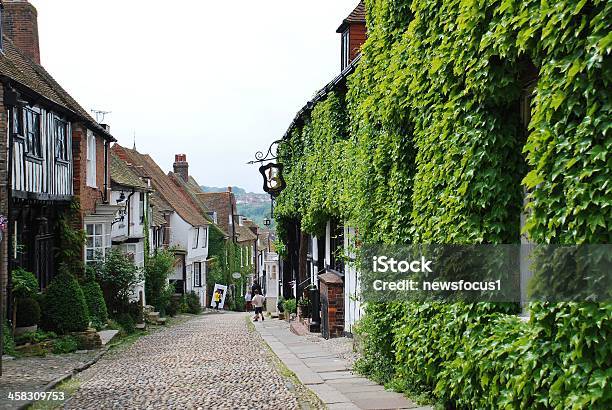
341, 29, 350, 70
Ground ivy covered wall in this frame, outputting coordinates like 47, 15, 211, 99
275, 0, 610, 407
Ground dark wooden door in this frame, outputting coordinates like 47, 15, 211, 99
35, 232, 55, 289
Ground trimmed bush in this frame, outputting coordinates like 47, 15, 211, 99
12, 267, 38, 298
81, 280, 108, 330
16, 297, 41, 327
42, 272, 90, 334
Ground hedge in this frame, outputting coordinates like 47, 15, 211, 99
82, 280, 108, 330
42, 272, 90, 334
275, 0, 611, 407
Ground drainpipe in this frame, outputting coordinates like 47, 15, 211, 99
103, 140, 109, 203
126, 189, 135, 237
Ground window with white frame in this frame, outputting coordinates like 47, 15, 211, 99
201, 227, 207, 248
192, 227, 199, 249
86, 131, 97, 187
240, 246, 244, 267
85, 223, 109, 263
193, 262, 202, 287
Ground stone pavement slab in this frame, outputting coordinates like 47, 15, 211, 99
97, 330, 119, 346
255, 318, 431, 410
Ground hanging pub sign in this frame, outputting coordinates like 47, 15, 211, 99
259, 162, 286, 197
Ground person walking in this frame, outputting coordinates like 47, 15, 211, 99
251, 280, 262, 297
213, 289, 222, 311
245, 290, 253, 312
252, 290, 265, 322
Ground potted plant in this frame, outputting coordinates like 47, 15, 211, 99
277, 296, 285, 320
297, 297, 311, 319
12, 268, 40, 335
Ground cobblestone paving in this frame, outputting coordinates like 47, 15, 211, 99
64, 313, 302, 409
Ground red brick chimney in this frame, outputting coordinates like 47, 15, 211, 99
173, 154, 189, 182
2, 0, 41, 64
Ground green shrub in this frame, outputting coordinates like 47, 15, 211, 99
115, 313, 135, 335
145, 249, 175, 312
93, 249, 143, 315
283, 299, 297, 315
16, 297, 41, 327
52, 336, 78, 354
41, 272, 90, 334
232, 295, 245, 312
182, 292, 202, 314
14, 330, 57, 346
12, 267, 39, 298
81, 280, 108, 330
166, 294, 181, 317
2, 320, 16, 356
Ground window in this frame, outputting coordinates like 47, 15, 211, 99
124, 243, 137, 262
85, 223, 109, 263
341, 29, 350, 69
86, 131, 97, 187
201, 227, 207, 248
55, 119, 69, 161
139, 192, 145, 223
240, 247, 244, 267
271, 265, 277, 280
192, 227, 199, 249
12, 107, 23, 136
193, 262, 202, 287
25, 109, 41, 157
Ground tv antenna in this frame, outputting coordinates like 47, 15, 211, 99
91, 109, 111, 123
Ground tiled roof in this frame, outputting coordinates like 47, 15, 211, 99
336, 1, 366, 33
111, 144, 208, 227
150, 193, 171, 227
169, 173, 229, 237
236, 223, 257, 243
197, 192, 234, 237
0, 36, 115, 141
110, 152, 149, 190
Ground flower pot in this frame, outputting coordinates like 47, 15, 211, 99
14, 324, 37, 336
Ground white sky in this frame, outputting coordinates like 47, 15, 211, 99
30, 0, 357, 193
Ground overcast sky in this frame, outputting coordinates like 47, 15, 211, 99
30, 0, 357, 193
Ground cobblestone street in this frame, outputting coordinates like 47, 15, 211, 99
64, 313, 311, 409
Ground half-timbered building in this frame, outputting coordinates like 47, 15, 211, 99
0, 0, 115, 321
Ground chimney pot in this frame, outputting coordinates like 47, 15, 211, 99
173, 154, 189, 182
2, 0, 41, 64
228, 187, 232, 193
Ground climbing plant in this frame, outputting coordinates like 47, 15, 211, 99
275, 0, 611, 407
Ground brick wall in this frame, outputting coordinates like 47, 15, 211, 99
0, 87, 8, 319
72, 124, 109, 218
2, 0, 41, 64
320, 273, 345, 338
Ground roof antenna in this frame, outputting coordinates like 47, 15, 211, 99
91, 109, 111, 123
133, 131, 137, 150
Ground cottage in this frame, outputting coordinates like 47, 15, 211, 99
112, 146, 210, 306
0, 0, 115, 325
109, 151, 152, 304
